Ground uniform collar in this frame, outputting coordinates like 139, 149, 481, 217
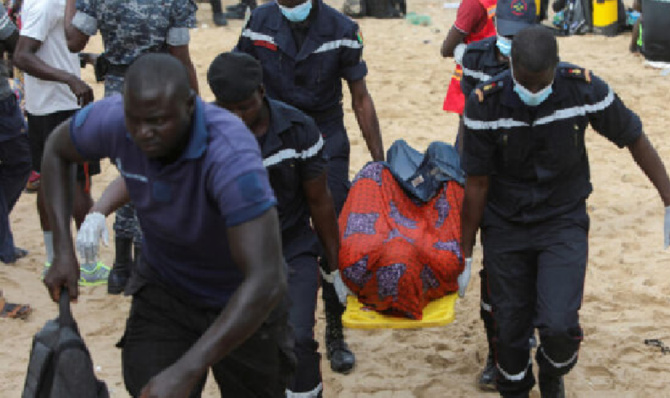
260, 98, 293, 157
181, 97, 208, 160
271, 0, 329, 60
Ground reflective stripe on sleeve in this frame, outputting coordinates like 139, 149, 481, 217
313, 39, 362, 53
263, 134, 324, 168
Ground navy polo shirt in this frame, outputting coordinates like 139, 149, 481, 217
462, 63, 643, 224
235, 0, 367, 117
70, 95, 277, 308
261, 98, 326, 258
460, 36, 509, 99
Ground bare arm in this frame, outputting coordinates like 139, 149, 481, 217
140, 207, 287, 396
441, 26, 467, 58
13, 36, 93, 106
168, 44, 199, 94
628, 133, 670, 206
461, 175, 489, 258
304, 172, 340, 272
91, 175, 131, 216
41, 119, 90, 302
64, 0, 89, 53
347, 78, 384, 161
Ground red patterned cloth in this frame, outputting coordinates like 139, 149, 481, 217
339, 163, 464, 320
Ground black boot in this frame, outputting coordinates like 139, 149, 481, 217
108, 237, 132, 295
539, 372, 565, 398
477, 349, 497, 391
323, 281, 355, 374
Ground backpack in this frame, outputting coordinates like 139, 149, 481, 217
22, 289, 109, 398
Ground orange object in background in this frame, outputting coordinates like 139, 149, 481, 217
338, 163, 464, 320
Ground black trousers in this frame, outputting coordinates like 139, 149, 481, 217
482, 206, 588, 397
120, 283, 295, 397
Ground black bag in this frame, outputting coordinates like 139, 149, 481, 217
642, 0, 670, 62
343, 0, 405, 18
22, 289, 109, 398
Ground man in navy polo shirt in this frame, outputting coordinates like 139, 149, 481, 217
41, 53, 293, 397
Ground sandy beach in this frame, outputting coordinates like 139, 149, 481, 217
2, 1, 670, 396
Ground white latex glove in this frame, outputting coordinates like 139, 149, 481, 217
458, 257, 472, 298
321, 268, 351, 305
665, 206, 670, 249
76, 212, 109, 263
454, 43, 467, 65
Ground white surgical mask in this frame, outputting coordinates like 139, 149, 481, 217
277, 0, 312, 22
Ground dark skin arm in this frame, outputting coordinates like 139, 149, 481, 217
90, 175, 131, 216
140, 208, 287, 398
13, 36, 93, 106
168, 44, 199, 94
441, 26, 467, 58
461, 175, 489, 259
628, 133, 670, 206
347, 78, 384, 161
304, 172, 340, 272
42, 120, 89, 301
64, 0, 89, 53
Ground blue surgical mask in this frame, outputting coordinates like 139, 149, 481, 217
278, 0, 312, 22
496, 35, 512, 57
510, 64, 553, 107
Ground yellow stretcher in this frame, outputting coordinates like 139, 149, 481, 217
342, 293, 458, 329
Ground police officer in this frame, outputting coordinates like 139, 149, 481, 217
458, 0, 536, 390
64, 0, 199, 294
207, 52, 348, 398
235, 0, 384, 373
461, 27, 670, 398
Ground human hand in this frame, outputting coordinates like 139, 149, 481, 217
139, 362, 201, 398
664, 206, 670, 249
321, 268, 351, 305
76, 212, 108, 263
458, 258, 472, 298
44, 251, 80, 303
67, 76, 94, 106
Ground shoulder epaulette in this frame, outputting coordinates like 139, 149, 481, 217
559, 67, 592, 83
474, 80, 504, 103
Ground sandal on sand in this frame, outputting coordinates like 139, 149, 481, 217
0, 291, 32, 320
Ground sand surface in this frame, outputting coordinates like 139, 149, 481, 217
2, 1, 670, 397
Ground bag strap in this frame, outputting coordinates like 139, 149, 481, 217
58, 288, 75, 327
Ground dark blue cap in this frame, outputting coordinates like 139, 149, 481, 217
495, 0, 537, 36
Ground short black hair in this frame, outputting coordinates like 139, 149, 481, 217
207, 52, 263, 103
511, 26, 559, 73
124, 53, 191, 101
